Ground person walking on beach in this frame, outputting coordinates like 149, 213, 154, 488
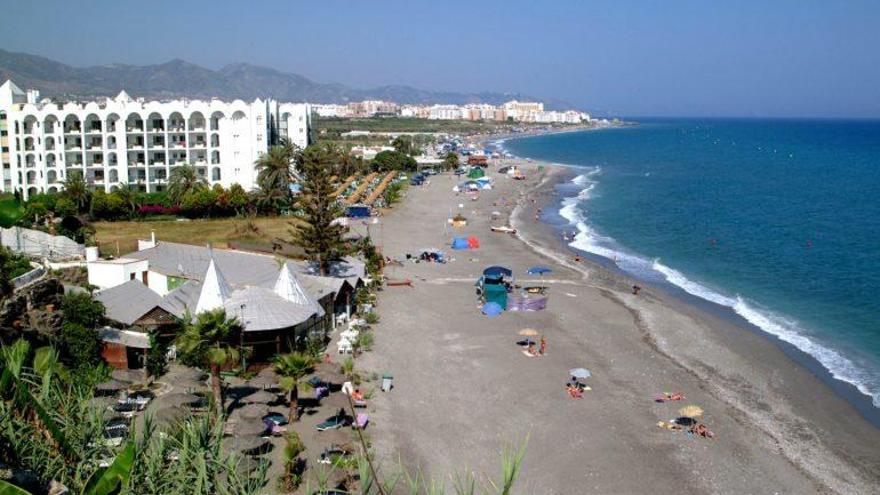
540, 336, 546, 355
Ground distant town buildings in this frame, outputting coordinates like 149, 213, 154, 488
0, 80, 310, 199
314, 99, 591, 124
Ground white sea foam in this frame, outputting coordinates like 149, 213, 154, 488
559, 172, 880, 407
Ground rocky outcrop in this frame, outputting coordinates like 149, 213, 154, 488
0, 277, 64, 345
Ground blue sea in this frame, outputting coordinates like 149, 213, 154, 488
503, 119, 880, 409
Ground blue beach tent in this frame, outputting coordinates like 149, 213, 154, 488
451, 237, 469, 250
527, 266, 552, 275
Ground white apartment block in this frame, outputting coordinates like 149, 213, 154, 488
427, 104, 463, 120
0, 80, 310, 200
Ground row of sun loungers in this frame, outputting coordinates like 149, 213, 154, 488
363, 171, 398, 205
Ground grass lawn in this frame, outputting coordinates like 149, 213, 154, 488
93, 216, 301, 257
0, 195, 25, 228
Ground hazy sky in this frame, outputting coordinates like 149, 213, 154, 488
2, 0, 879, 117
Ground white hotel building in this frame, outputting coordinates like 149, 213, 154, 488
0, 80, 310, 199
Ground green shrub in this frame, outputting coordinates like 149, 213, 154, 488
61, 292, 105, 328
363, 311, 380, 325
60, 322, 102, 370
145, 334, 169, 378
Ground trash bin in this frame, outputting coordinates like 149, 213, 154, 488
381, 374, 394, 392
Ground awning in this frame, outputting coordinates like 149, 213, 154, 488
98, 327, 151, 349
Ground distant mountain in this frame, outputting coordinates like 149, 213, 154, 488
0, 49, 573, 110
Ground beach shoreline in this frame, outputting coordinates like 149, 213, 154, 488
518, 158, 880, 429
358, 158, 880, 494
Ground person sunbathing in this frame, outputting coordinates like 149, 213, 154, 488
690, 423, 714, 438
351, 389, 364, 402
566, 385, 583, 399
655, 392, 686, 402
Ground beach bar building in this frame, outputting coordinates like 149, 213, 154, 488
90, 237, 363, 368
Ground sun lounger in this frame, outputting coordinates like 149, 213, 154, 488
263, 418, 287, 436
354, 413, 369, 429
316, 415, 349, 431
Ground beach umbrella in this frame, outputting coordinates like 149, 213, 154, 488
569, 368, 591, 379
154, 406, 188, 426
483, 266, 512, 278
232, 420, 268, 437
156, 392, 202, 408
518, 328, 539, 337
678, 405, 704, 419
482, 302, 503, 317
242, 389, 279, 404
96, 379, 129, 394
232, 403, 270, 420
526, 266, 552, 275
227, 436, 271, 455
248, 372, 278, 390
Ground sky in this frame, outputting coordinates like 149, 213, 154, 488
1, 0, 879, 118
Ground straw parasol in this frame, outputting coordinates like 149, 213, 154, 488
678, 405, 704, 419
231, 403, 270, 420
248, 369, 279, 389
232, 420, 268, 437
242, 389, 279, 404
96, 379, 129, 393
518, 328, 539, 337
156, 392, 202, 408
227, 436, 270, 455
153, 406, 188, 425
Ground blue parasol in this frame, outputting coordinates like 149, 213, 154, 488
483, 266, 513, 278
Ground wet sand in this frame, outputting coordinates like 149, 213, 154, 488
357, 162, 880, 494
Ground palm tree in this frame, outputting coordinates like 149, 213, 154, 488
174, 309, 242, 416
273, 352, 316, 423
167, 164, 206, 205
113, 182, 138, 216
255, 145, 298, 196
62, 170, 89, 212
253, 176, 287, 215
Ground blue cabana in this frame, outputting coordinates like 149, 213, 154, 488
483, 266, 513, 278
451, 237, 469, 250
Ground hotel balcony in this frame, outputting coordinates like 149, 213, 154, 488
64, 126, 82, 134
127, 126, 144, 133
168, 125, 185, 132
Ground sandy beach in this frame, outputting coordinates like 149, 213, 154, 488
357, 161, 880, 494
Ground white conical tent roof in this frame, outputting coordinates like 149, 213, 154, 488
115, 90, 132, 102
195, 258, 232, 314
274, 262, 324, 317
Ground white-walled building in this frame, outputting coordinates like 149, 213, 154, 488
0, 80, 310, 199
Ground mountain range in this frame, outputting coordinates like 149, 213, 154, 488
0, 49, 572, 110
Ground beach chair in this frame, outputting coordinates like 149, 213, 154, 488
316, 414, 349, 431
337, 339, 353, 354
354, 413, 369, 430
263, 418, 287, 436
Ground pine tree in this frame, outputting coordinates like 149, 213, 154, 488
290, 144, 348, 275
